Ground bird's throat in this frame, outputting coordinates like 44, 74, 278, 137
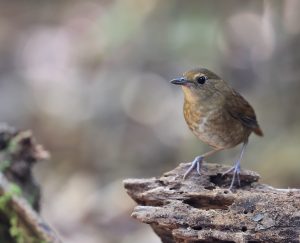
182, 86, 201, 103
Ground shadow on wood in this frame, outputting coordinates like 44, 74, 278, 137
124, 162, 300, 243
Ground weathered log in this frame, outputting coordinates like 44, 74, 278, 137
124, 162, 300, 243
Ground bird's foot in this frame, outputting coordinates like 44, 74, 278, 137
222, 163, 241, 190
183, 156, 203, 180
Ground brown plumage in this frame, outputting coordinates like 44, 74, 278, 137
171, 68, 263, 189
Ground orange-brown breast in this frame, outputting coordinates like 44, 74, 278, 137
183, 100, 252, 149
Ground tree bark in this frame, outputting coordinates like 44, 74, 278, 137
124, 162, 300, 243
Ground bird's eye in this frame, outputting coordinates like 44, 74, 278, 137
196, 76, 207, 84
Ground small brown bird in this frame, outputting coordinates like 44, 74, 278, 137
171, 68, 263, 189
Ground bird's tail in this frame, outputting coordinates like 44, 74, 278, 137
253, 126, 263, 136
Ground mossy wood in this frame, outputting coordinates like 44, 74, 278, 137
0, 173, 61, 243
124, 163, 300, 243
0, 124, 61, 243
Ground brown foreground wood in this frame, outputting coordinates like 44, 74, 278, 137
124, 162, 300, 243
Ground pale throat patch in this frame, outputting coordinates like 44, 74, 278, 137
182, 86, 199, 103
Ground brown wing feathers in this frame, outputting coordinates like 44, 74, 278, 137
226, 90, 263, 137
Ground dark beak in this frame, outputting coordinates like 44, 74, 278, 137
170, 77, 189, 85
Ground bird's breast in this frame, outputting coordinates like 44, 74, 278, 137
183, 101, 250, 149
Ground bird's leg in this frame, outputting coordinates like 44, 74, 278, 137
222, 140, 248, 190
183, 149, 221, 180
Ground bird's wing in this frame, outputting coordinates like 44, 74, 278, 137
225, 90, 263, 136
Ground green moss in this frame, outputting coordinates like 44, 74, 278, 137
8, 139, 18, 154
0, 160, 11, 172
10, 215, 25, 243
0, 189, 13, 211
9, 184, 22, 197
0, 185, 46, 243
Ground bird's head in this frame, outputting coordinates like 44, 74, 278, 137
170, 68, 229, 102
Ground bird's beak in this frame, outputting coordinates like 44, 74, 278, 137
170, 77, 189, 86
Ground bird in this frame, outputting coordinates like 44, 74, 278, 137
170, 68, 263, 190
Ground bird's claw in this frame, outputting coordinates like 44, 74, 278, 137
183, 156, 203, 180
222, 163, 241, 190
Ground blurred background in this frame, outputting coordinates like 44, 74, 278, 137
0, 0, 300, 242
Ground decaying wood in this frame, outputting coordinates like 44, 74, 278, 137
124, 162, 300, 243
0, 124, 61, 243
0, 172, 61, 243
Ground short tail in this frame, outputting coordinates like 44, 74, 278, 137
253, 126, 263, 136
